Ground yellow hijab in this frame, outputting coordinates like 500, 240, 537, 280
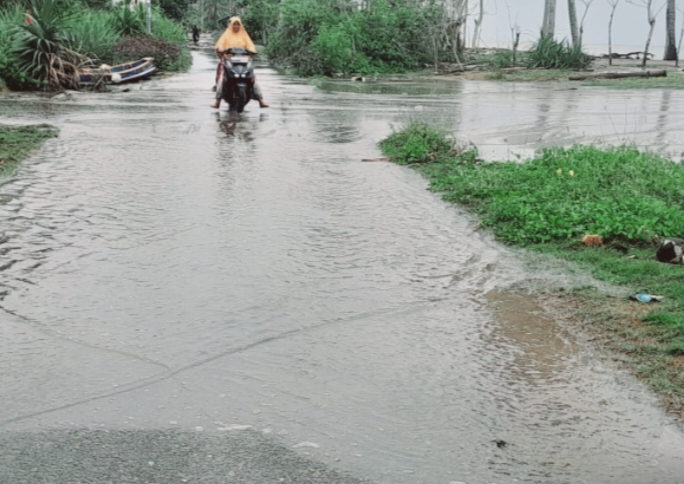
216, 17, 256, 52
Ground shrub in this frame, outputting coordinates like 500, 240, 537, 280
13, 0, 88, 90
266, 0, 448, 76
0, 4, 38, 90
527, 35, 590, 70
151, 7, 186, 44
110, 34, 188, 71
67, 9, 120, 60
111, 0, 145, 36
379, 122, 454, 165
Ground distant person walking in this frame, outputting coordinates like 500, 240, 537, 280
210, 17, 269, 109
192, 25, 200, 44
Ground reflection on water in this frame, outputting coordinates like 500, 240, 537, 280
1, 52, 684, 484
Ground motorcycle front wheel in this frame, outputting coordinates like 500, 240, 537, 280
233, 84, 248, 113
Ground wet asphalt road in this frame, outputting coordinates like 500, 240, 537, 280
1, 52, 684, 483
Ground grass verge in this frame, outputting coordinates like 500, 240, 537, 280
0, 124, 59, 175
484, 69, 575, 82
380, 122, 684, 414
582, 74, 684, 89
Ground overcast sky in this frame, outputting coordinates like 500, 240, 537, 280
477, 0, 675, 53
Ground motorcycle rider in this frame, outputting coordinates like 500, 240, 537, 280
210, 17, 269, 109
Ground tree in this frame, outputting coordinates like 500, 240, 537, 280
542, 0, 557, 38
665, 0, 677, 60
606, 0, 620, 65
568, 0, 580, 47
472, 0, 483, 48
153, 0, 191, 21
505, 0, 521, 62
627, 0, 666, 67
677, 1, 684, 65
577, 0, 594, 46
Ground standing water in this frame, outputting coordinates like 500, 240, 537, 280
1, 52, 684, 484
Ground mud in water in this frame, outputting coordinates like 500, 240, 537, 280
1, 52, 684, 484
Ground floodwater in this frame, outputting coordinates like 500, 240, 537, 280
1, 52, 684, 484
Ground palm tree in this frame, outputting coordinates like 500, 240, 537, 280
568, 0, 580, 47
542, 0, 557, 38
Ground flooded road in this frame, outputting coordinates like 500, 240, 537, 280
1, 52, 684, 483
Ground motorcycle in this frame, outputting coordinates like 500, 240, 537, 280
218, 47, 255, 113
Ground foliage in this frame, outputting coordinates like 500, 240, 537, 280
382, 123, 684, 246
265, 0, 451, 76
380, 122, 455, 165
153, 0, 190, 22
111, 0, 146, 36
13, 0, 89, 90
490, 50, 518, 69
484, 68, 573, 82
0, 0, 192, 90
151, 6, 186, 44
77, 0, 112, 9
0, 4, 40, 90
110, 34, 189, 71
0, 124, 59, 174
527, 35, 590, 70
66, 8, 121, 60
237, 0, 280, 44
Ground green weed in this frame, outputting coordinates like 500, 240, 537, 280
0, 124, 59, 174
527, 35, 590, 70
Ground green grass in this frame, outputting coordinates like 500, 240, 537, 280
381, 122, 684, 408
527, 35, 590, 70
0, 124, 59, 174
485, 69, 575, 82
583, 74, 684, 89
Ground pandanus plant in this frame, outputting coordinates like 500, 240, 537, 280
14, 0, 89, 90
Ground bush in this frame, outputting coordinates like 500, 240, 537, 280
110, 34, 189, 71
111, 1, 145, 36
450, 147, 684, 245
527, 35, 590, 70
379, 122, 454, 165
0, 4, 39, 90
155, 0, 190, 22
0, 0, 193, 91
13, 0, 88, 90
67, 8, 121, 60
266, 0, 449, 76
151, 6, 186, 44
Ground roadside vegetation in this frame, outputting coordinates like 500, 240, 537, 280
381, 122, 684, 413
0, 125, 59, 175
0, 0, 191, 91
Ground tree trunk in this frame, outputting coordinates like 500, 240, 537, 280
677, 5, 684, 67
472, 0, 484, 48
665, 0, 677, 61
569, 69, 666, 80
568, 0, 579, 47
608, 2, 618, 66
643, 16, 656, 68
542, 0, 557, 39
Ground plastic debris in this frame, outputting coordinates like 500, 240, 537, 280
629, 294, 664, 303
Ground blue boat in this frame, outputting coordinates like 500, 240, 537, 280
79, 57, 156, 86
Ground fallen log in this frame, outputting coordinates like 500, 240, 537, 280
569, 70, 667, 81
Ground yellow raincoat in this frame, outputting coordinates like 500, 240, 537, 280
215, 17, 256, 53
